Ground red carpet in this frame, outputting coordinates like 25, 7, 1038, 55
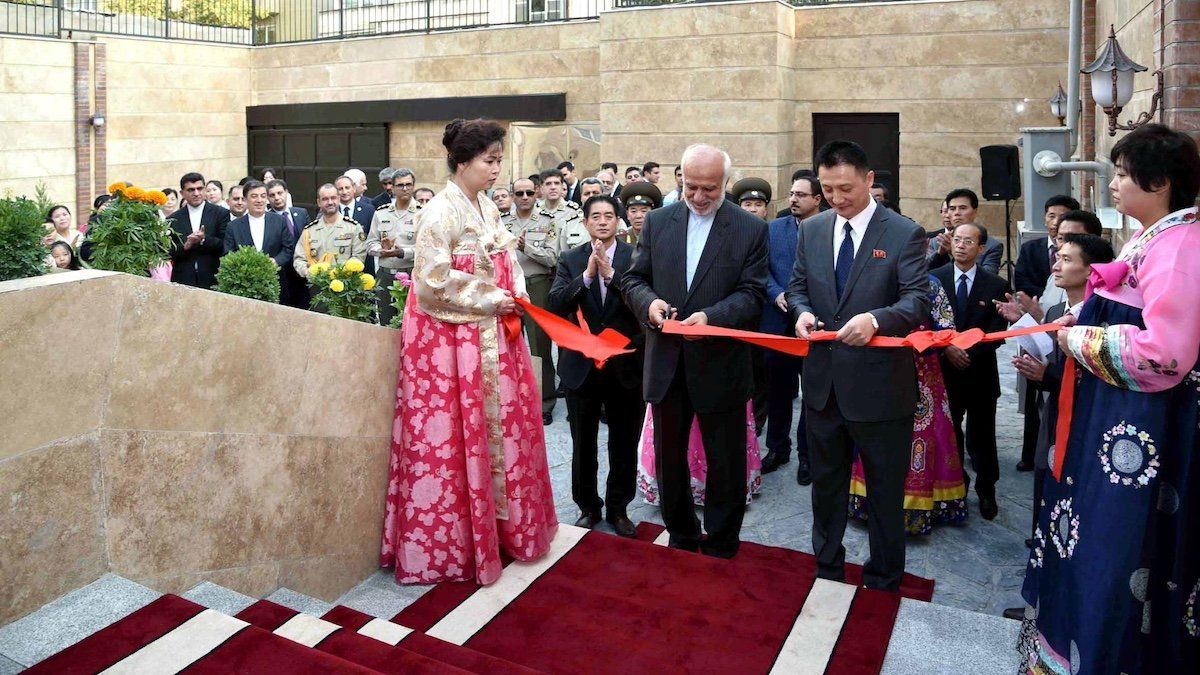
394, 525, 933, 674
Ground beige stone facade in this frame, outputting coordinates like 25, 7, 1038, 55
0, 271, 398, 625
0, 1, 1190, 231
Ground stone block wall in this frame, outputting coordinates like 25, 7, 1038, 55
0, 37, 76, 208
0, 271, 399, 625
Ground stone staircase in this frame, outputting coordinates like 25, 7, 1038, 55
0, 572, 537, 674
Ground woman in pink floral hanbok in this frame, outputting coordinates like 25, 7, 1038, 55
380, 119, 557, 586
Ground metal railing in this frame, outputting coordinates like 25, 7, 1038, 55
0, 0, 917, 45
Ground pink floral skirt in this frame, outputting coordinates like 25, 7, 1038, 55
636, 402, 763, 506
380, 251, 557, 585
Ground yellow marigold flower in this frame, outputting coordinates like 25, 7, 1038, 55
307, 264, 321, 277
146, 190, 168, 206
344, 258, 364, 273
107, 182, 124, 195
329, 267, 340, 279
330, 279, 345, 293
126, 187, 146, 201
361, 273, 376, 291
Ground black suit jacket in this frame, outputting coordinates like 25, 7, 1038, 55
224, 212, 295, 268
1014, 236, 1053, 298
548, 240, 643, 391
273, 206, 311, 235
787, 205, 930, 422
620, 200, 768, 413
167, 202, 231, 289
932, 263, 1011, 400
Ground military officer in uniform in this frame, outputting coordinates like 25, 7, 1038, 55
294, 183, 369, 310
618, 180, 661, 245
731, 177, 773, 221
366, 191, 420, 326
557, 177, 603, 253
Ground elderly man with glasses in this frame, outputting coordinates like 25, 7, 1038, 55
366, 168, 420, 326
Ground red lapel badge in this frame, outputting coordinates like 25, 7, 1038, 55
872, 249, 887, 259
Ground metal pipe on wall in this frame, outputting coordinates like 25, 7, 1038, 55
1067, 0, 1083, 156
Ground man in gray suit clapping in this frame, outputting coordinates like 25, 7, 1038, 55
786, 141, 929, 592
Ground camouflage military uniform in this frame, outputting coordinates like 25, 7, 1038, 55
366, 201, 421, 325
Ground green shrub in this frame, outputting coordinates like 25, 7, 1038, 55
216, 245, 281, 303
85, 194, 173, 276
0, 195, 49, 282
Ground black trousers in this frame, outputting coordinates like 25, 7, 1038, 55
948, 393, 1000, 499
806, 390, 911, 592
653, 365, 746, 558
567, 368, 643, 519
1020, 384, 1042, 466
523, 274, 556, 415
764, 350, 808, 461
280, 267, 310, 310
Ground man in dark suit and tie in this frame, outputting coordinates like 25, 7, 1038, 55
224, 181, 295, 277
760, 174, 823, 483
927, 189, 1003, 275
621, 144, 768, 558
168, 172, 231, 289
932, 222, 1011, 520
548, 193, 644, 538
786, 140, 929, 592
266, 179, 310, 309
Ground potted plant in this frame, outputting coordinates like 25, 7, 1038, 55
0, 194, 49, 282
215, 246, 281, 303
308, 257, 377, 323
85, 183, 172, 277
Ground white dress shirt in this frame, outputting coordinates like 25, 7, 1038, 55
581, 240, 617, 303
187, 203, 204, 233
248, 213, 266, 252
685, 207, 716, 290
953, 264, 978, 295
832, 197, 877, 268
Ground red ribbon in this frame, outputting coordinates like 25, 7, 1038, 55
514, 298, 635, 368
660, 321, 1060, 355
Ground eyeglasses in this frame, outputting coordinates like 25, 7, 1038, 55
394, 183, 414, 190
513, 190, 537, 197
951, 237, 978, 245
789, 192, 814, 199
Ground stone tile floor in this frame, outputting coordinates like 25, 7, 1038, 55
544, 343, 1034, 618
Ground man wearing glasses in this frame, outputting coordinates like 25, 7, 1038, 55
759, 175, 822, 482
932, 222, 1011, 520
366, 168, 420, 326
504, 177, 564, 424
371, 167, 397, 209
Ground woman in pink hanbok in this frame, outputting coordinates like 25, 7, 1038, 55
380, 119, 557, 586
636, 404, 763, 506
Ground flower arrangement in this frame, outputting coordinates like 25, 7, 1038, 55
86, 182, 173, 276
0, 193, 49, 282
387, 271, 413, 329
215, 246, 281, 303
308, 257, 377, 323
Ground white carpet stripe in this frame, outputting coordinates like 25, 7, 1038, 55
358, 618, 413, 646
427, 524, 589, 645
273, 613, 340, 648
652, 530, 670, 546
768, 578, 857, 675
100, 609, 248, 675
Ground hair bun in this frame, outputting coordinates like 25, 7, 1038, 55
442, 119, 466, 151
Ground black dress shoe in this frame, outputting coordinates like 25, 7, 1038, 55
1016, 460, 1034, 472
542, 412, 553, 425
760, 451, 790, 474
607, 515, 636, 538
1002, 607, 1025, 621
796, 460, 813, 486
574, 512, 601, 528
979, 496, 998, 520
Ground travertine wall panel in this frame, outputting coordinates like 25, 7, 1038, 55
0, 271, 398, 624
102, 36, 251, 192
0, 37, 75, 203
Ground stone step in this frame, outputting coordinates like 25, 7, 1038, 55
181, 580, 258, 617
881, 597, 1022, 675
335, 569, 434, 619
0, 574, 160, 668
266, 587, 336, 617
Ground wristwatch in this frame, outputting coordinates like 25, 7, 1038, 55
868, 313, 879, 330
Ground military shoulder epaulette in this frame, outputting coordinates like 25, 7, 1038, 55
565, 200, 581, 211
305, 218, 321, 229
341, 215, 360, 226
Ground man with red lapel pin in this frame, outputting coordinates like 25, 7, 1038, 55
786, 140, 928, 593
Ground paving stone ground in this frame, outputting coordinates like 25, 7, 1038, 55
544, 343, 1033, 618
